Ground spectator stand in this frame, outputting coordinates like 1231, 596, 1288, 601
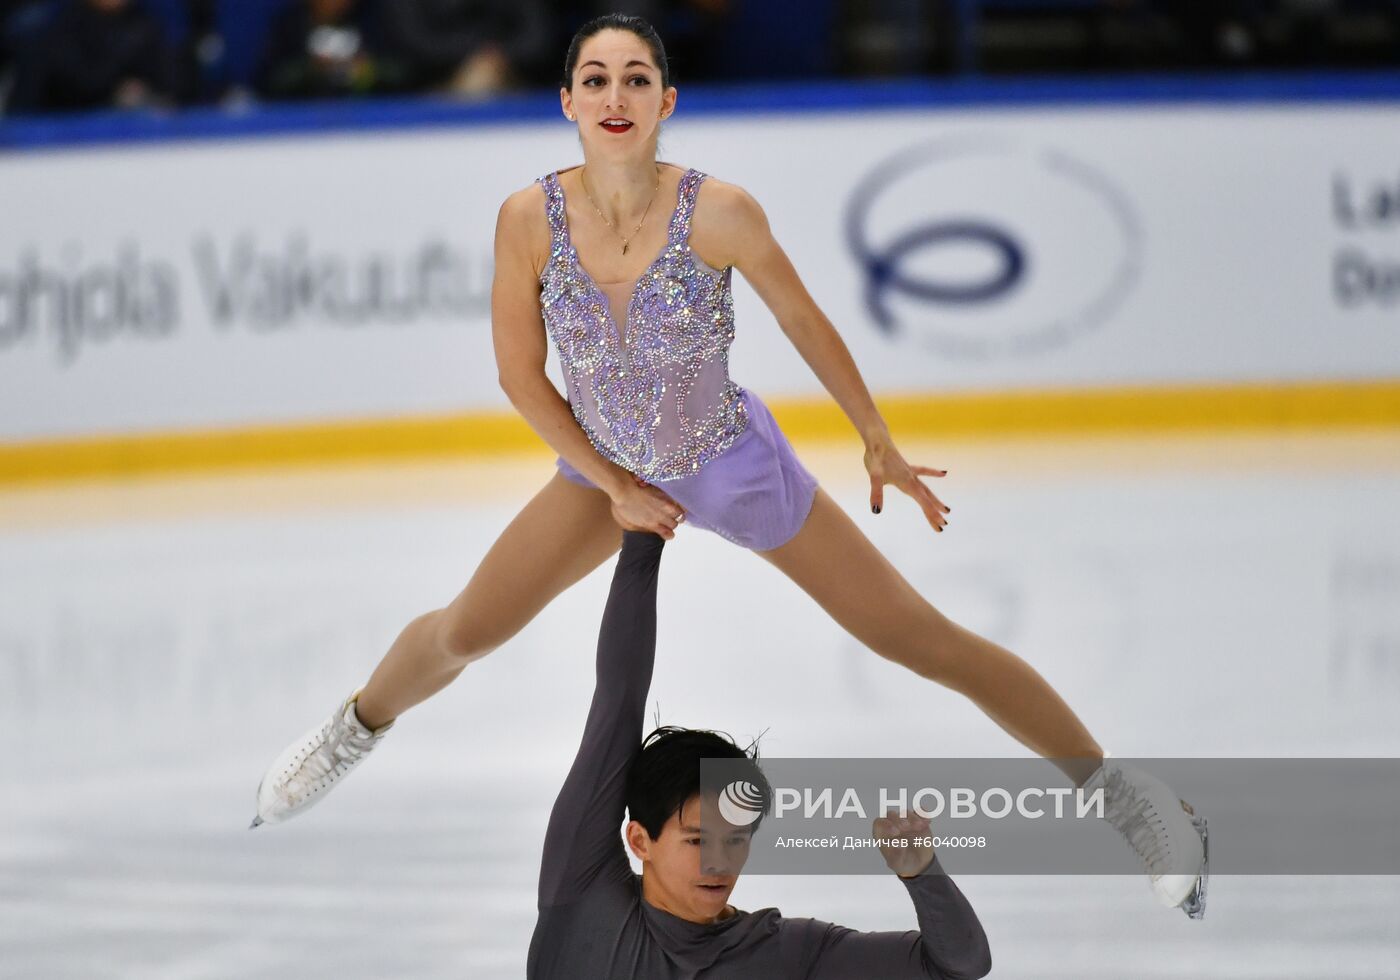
7, 69, 1400, 153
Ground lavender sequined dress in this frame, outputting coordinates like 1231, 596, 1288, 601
538, 167, 817, 551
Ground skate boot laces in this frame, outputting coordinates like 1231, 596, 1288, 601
1084, 758, 1207, 917
1096, 763, 1176, 876
279, 697, 388, 807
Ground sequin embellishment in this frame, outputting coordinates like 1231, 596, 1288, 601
537, 168, 748, 481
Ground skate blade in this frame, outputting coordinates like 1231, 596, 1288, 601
250, 774, 269, 829
1179, 814, 1208, 920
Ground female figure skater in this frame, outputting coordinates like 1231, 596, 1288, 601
252, 14, 1206, 918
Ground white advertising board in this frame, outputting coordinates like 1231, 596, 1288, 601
3, 103, 1399, 441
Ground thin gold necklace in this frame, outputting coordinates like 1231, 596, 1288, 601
579, 165, 662, 255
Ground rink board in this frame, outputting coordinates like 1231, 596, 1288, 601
4, 81, 1400, 473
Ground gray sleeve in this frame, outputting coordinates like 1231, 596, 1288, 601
535, 531, 663, 908
786, 860, 992, 980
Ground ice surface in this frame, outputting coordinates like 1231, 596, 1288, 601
3, 432, 1399, 978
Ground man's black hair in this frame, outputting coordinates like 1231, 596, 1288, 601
625, 726, 770, 840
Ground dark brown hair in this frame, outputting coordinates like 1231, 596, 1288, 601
562, 13, 670, 90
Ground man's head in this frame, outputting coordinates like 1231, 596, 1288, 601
625, 727, 770, 924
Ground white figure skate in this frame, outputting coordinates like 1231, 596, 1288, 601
250, 689, 393, 828
1085, 757, 1209, 919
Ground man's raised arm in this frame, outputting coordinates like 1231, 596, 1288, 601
536, 531, 665, 908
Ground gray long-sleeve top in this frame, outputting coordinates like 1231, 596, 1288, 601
527, 531, 993, 979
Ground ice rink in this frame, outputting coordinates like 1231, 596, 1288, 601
4, 429, 1400, 979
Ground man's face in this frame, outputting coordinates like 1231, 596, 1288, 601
626, 794, 754, 923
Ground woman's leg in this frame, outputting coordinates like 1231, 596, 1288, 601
354, 472, 622, 729
761, 489, 1103, 785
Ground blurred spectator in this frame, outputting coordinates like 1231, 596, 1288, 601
1276, 0, 1337, 66
1161, 0, 1266, 66
657, 0, 732, 82
256, 0, 408, 100
841, 0, 943, 77
8, 0, 176, 113
1, 1, 24, 87
380, 0, 549, 97
6, 0, 1399, 118
176, 0, 230, 104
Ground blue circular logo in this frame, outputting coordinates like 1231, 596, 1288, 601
846, 138, 1142, 359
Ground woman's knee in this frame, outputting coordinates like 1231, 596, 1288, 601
432, 608, 504, 665
860, 601, 963, 684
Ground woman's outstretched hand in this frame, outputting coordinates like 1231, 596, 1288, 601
609, 480, 687, 540
864, 433, 949, 532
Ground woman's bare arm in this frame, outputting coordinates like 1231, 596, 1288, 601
492, 186, 685, 538
690, 181, 951, 532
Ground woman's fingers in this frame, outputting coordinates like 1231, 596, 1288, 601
649, 507, 677, 539
610, 484, 685, 540
905, 478, 948, 532
915, 481, 950, 515
648, 489, 686, 524
647, 493, 685, 538
920, 486, 948, 531
643, 485, 682, 507
918, 497, 945, 532
867, 465, 952, 532
911, 476, 950, 516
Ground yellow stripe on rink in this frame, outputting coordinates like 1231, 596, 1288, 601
772, 379, 1400, 441
4, 379, 1400, 485
0, 413, 538, 486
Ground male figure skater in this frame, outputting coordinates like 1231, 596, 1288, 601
528, 530, 992, 979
